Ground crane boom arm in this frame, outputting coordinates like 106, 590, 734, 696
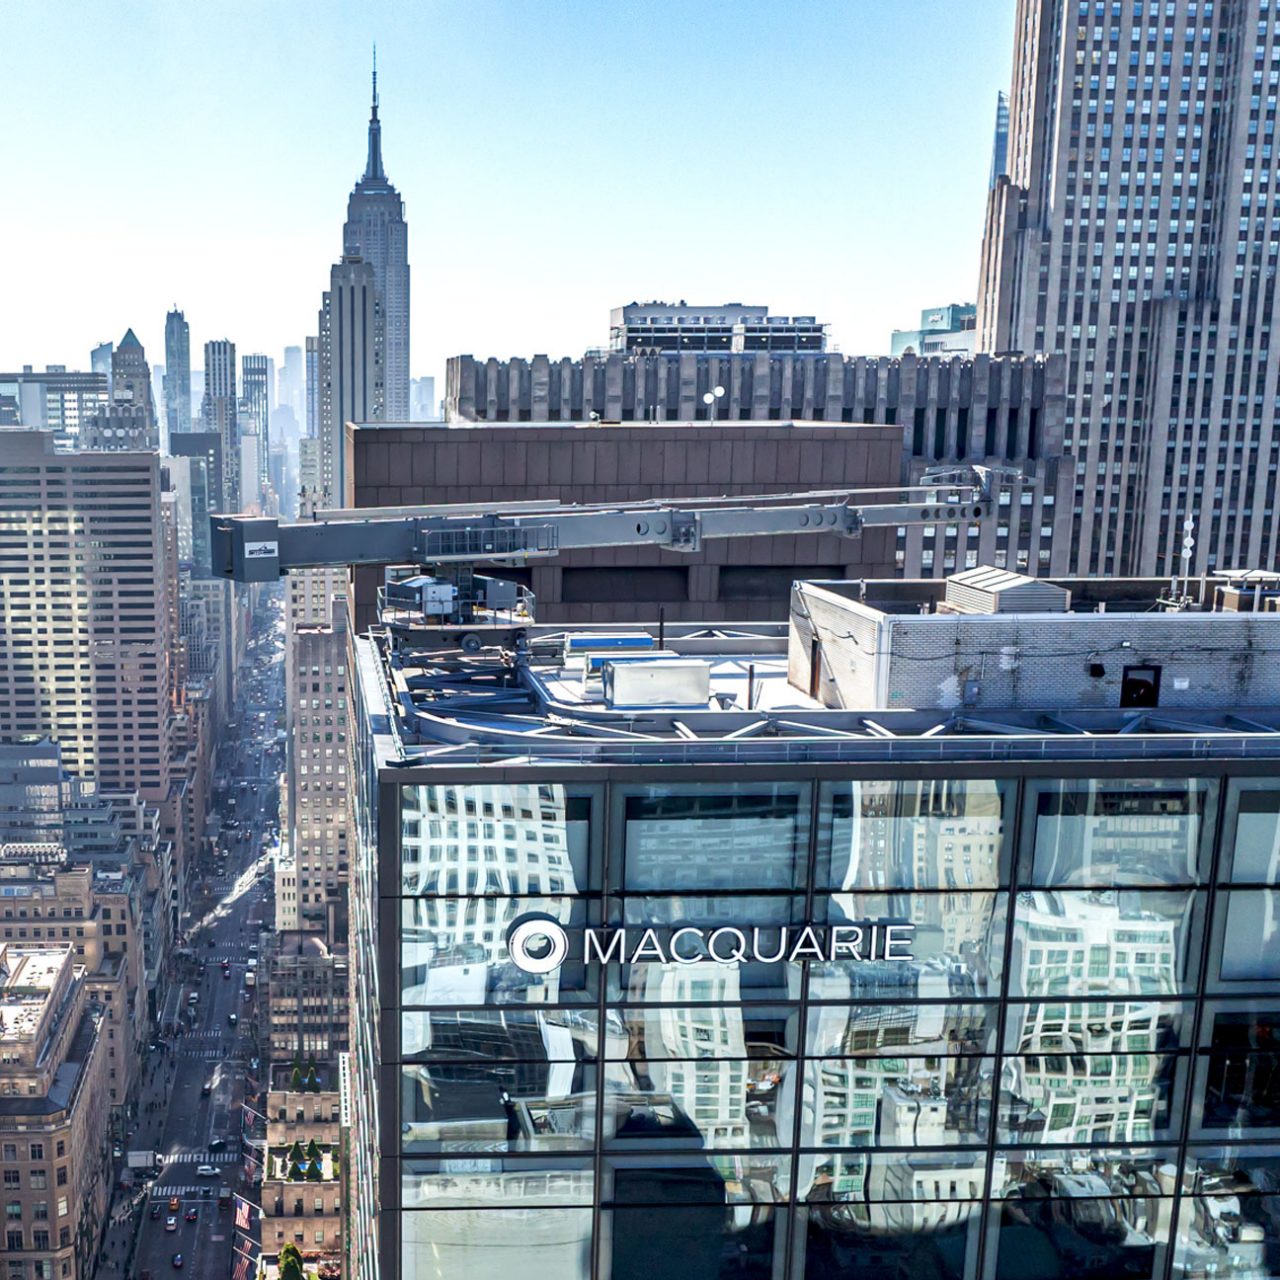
210, 484, 991, 583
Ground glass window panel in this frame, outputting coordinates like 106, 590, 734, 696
798, 1056, 994, 1149
802, 1150, 992, 1202
999, 1052, 1185, 1145
817, 778, 1008, 890
401, 1063, 597, 1153
1176, 1148, 1280, 1280
799, 1200, 980, 1280
602, 1153, 791, 1204
1025, 778, 1209, 887
993, 1148, 1179, 1198
600, 1205, 787, 1280
1219, 889, 1280, 981
403, 1158, 594, 1208
818, 891, 1009, 1000
401, 783, 594, 896
616, 783, 809, 892
1009, 889, 1204, 997
401, 1008, 616, 1061
1003, 1001, 1193, 1054
1224, 782, 1280, 883
601, 1058, 796, 1151
807, 1002, 998, 1057
607, 1005, 799, 1060
402, 896, 596, 1006
401, 1207, 592, 1280
984, 1193, 1172, 1280
609, 897, 807, 1004
1196, 1008, 1280, 1134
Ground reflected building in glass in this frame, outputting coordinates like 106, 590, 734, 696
348, 569, 1280, 1280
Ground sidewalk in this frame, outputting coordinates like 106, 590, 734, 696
94, 1045, 179, 1279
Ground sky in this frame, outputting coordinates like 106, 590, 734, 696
0, 1, 1016, 390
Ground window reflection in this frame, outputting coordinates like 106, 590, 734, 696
401, 783, 590, 896
401, 896, 595, 1006
1226, 785, 1280, 883
999, 1052, 1183, 1145
1199, 1009, 1280, 1133
401, 1062, 597, 1153
802, 1200, 979, 1280
402, 1208, 593, 1280
403, 1159, 594, 1207
1003, 1001, 1190, 1055
807, 1001, 997, 1057
1220, 890, 1280, 981
1026, 779, 1207, 888
601, 1056, 794, 1152
617, 783, 809, 892
795, 1056, 993, 1154
1175, 1149, 1280, 1279
401, 1007, 619, 1061
607, 1005, 798, 1061
818, 778, 1007, 890
602, 1205, 786, 1280
1010, 889, 1202, 997
820, 891, 1008, 999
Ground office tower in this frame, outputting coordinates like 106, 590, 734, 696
989, 90, 1010, 189
889, 303, 978, 357
305, 335, 320, 438
442, 350, 1071, 592
169, 430, 223, 565
83, 328, 160, 450
280, 344, 305, 423
0, 943, 113, 1280
977, 0, 1280, 577
347, 566, 1280, 1280
90, 339, 113, 393
342, 56, 409, 420
317, 256, 384, 504
609, 301, 827, 353
202, 338, 239, 510
282, 586, 353, 939
0, 432, 177, 799
409, 374, 436, 420
0, 366, 107, 447
164, 307, 192, 437
243, 353, 273, 498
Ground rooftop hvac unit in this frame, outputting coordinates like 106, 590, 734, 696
602, 658, 712, 709
944, 566, 1070, 614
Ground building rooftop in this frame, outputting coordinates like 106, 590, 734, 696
355, 567, 1280, 769
0, 946, 72, 1043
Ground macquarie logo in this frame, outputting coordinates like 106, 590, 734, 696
505, 913, 915, 975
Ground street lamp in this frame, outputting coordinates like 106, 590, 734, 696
702, 384, 726, 424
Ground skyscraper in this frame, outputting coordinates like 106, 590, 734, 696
988, 90, 1009, 190
90, 339, 113, 395
202, 339, 238, 510
242, 352, 273, 496
342, 54, 409, 420
318, 256, 385, 504
977, 0, 1280, 578
82, 329, 159, 450
280, 344, 305, 424
164, 307, 192, 437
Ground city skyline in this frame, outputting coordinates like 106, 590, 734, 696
0, 0, 1014, 387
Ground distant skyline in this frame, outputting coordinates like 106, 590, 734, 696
0, 1, 1015, 389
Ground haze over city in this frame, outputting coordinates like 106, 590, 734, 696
0, 0, 1014, 381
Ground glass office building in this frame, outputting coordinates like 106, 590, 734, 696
349, 575, 1280, 1280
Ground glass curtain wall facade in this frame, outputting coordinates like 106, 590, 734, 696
372, 771, 1280, 1280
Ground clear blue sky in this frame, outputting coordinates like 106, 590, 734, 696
0, 1, 1015, 388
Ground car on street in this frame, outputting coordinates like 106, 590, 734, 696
165, 1215, 177, 1232
196, 1164, 219, 1177
150, 1203, 161, 1219
201, 1081, 212, 1097
228, 1013, 238, 1026
168, 1196, 180, 1212
208, 1137, 226, 1152
185, 1207, 198, 1222
172, 1254, 184, 1269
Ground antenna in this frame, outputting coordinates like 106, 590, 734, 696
372, 43, 378, 112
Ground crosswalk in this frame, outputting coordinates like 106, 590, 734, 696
165, 1152, 238, 1164
178, 1047, 231, 1060
154, 1184, 228, 1198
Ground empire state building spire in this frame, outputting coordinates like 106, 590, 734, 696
364, 45, 384, 182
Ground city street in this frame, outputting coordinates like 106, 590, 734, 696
99, 592, 283, 1280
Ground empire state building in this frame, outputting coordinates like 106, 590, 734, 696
343, 55, 410, 420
